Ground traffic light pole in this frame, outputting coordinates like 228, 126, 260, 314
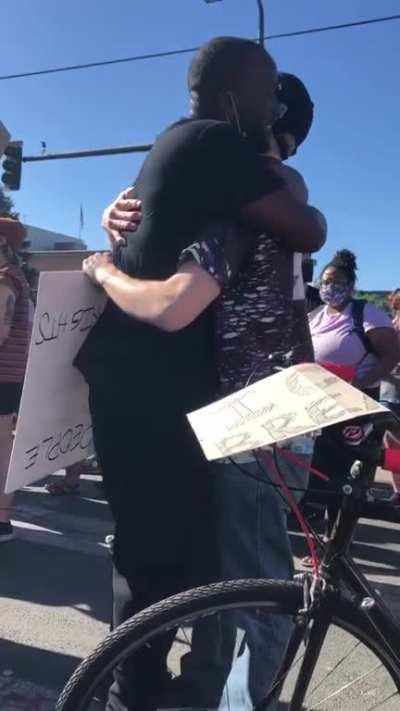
22, 143, 152, 163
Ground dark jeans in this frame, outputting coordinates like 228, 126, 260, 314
90, 395, 215, 711
91, 389, 310, 710
175, 455, 310, 710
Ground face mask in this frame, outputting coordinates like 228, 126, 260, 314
319, 283, 352, 307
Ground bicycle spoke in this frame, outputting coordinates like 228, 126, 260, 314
309, 662, 382, 708
263, 649, 306, 699
367, 688, 400, 710
307, 639, 362, 699
55, 583, 400, 711
176, 626, 191, 648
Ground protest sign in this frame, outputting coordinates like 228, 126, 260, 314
5, 271, 106, 493
188, 363, 388, 461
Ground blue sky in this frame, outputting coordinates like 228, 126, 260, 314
2, 0, 399, 289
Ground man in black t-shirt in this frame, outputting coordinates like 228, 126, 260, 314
76, 37, 326, 711
86, 71, 321, 709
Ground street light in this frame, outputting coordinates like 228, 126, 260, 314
202, 0, 266, 46
256, 0, 265, 45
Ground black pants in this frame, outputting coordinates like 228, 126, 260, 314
307, 430, 358, 535
308, 417, 381, 536
90, 393, 216, 711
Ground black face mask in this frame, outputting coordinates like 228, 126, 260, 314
302, 258, 315, 284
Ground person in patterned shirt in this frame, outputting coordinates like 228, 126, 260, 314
84, 72, 321, 709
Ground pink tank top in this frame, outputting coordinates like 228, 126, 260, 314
0, 264, 31, 383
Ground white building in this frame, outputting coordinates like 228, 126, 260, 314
23, 224, 86, 251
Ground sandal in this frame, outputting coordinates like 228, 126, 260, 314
46, 481, 80, 496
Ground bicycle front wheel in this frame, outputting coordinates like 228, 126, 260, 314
56, 578, 400, 711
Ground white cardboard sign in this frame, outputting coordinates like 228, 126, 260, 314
188, 363, 388, 461
5, 271, 106, 493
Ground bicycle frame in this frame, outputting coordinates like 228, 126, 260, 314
258, 456, 400, 710
321, 458, 400, 666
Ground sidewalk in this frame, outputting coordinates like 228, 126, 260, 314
0, 471, 111, 711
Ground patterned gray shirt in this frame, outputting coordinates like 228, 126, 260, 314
180, 222, 314, 395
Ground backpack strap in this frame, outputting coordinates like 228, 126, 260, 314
351, 299, 375, 355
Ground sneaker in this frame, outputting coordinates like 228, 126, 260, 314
0, 522, 14, 543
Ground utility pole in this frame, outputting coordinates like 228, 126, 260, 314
203, 0, 266, 45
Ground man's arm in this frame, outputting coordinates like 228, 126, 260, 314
241, 190, 326, 253
102, 184, 326, 256
83, 253, 220, 332
0, 283, 16, 346
101, 125, 327, 255
194, 124, 326, 254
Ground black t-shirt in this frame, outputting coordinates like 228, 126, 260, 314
76, 118, 283, 412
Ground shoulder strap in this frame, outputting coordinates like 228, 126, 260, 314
351, 299, 375, 355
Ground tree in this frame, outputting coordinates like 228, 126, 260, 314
0, 186, 19, 218
356, 290, 390, 313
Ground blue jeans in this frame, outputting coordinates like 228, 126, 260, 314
177, 451, 311, 709
380, 379, 400, 407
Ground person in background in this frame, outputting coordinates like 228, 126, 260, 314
380, 288, 400, 503
45, 458, 100, 495
0, 218, 32, 542
303, 250, 399, 561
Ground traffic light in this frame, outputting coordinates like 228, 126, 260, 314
2, 141, 23, 190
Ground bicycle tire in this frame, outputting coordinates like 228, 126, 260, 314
56, 578, 400, 711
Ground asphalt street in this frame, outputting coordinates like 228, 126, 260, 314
0, 469, 399, 711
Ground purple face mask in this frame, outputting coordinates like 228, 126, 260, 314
319, 282, 352, 307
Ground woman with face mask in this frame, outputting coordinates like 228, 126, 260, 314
310, 249, 397, 395
301, 251, 399, 564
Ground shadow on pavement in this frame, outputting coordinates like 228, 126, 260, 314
0, 537, 111, 624
0, 638, 81, 692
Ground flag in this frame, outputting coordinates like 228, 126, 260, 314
79, 204, 84, 237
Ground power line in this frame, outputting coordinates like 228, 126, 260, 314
1, 13, 399, 82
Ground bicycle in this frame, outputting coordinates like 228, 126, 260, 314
56, 390, 400, 710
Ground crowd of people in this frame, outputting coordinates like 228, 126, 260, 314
1, 34, 400, 711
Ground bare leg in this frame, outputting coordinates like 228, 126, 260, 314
0, 492, 14, 522
0, 414, 15, 531
46, 460, 85, 495
384, 430, 400, 498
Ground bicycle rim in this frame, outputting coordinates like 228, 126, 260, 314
55, 579, 400, 711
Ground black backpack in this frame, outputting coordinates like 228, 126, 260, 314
350, 299, 376, 355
